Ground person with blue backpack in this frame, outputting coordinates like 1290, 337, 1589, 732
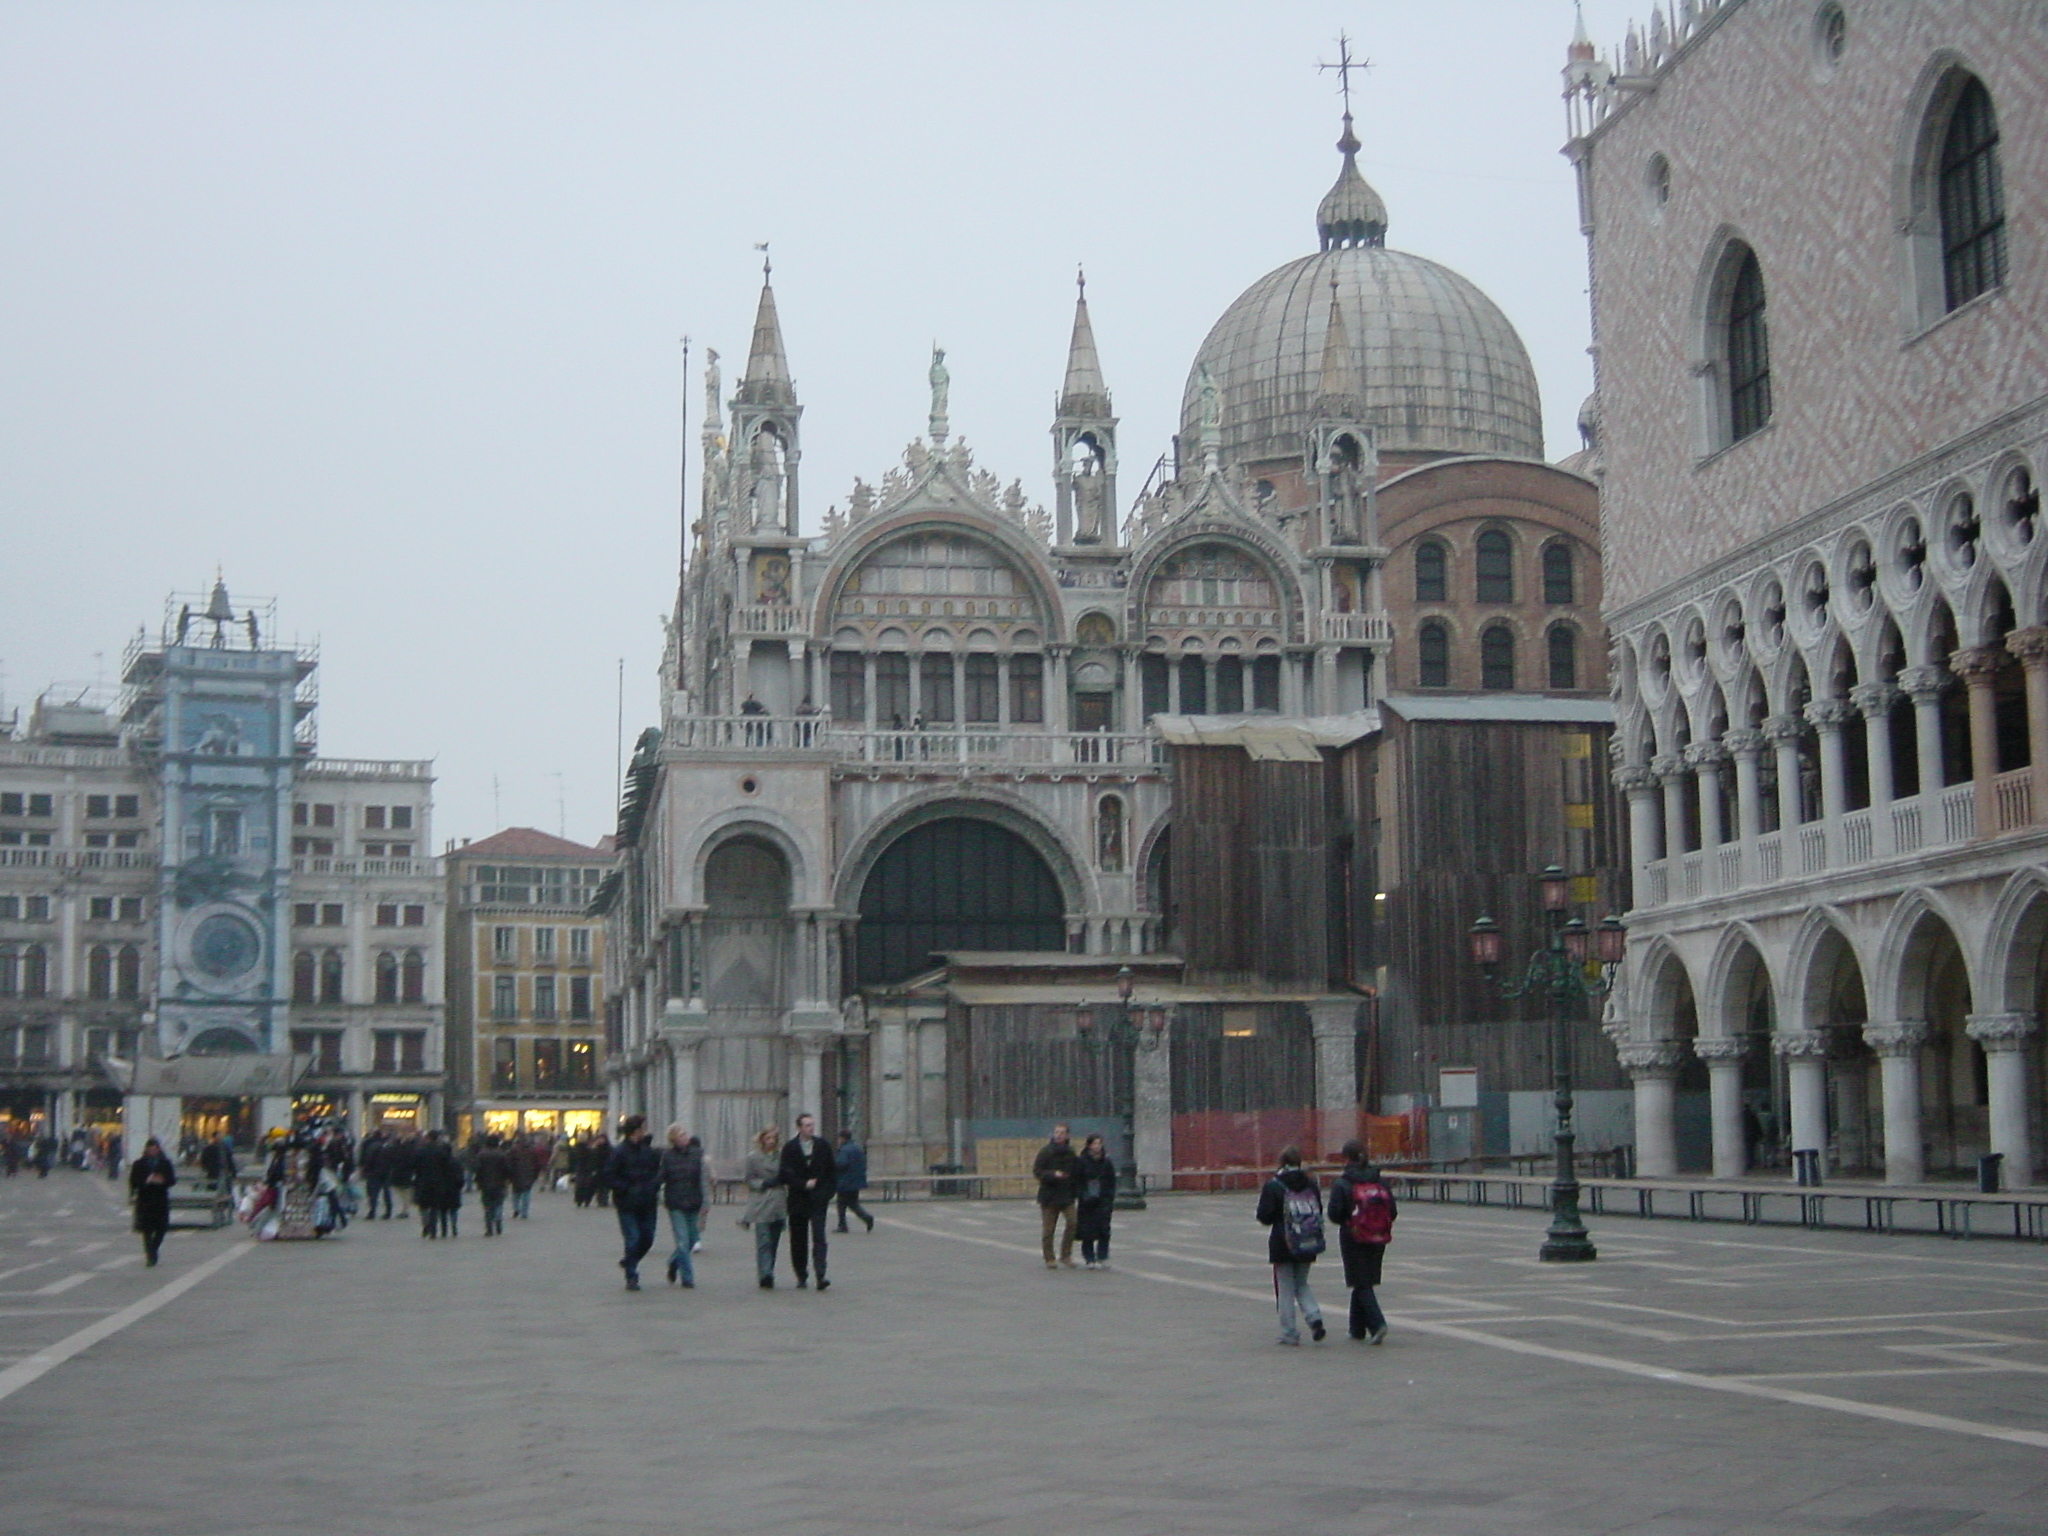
1327, 1140, 1397, 1344
1255, 1145, 1327, 1346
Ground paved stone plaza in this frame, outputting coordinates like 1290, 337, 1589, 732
2, 1172, 2045, 1535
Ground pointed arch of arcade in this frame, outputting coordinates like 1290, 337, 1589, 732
685, 807, 821, 910
1702, 921, 1778, 1043
1122, 518, 1307, 644
807, 508, 1065, 638
1782, 908, 1871, 1035
1636, 938, 1700, 1041
837, 790, 1091, 986
1870, 887, 1979, 1023
1981, 867, 2048, 1015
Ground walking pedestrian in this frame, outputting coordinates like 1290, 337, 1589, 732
104, 1133, 123, 1180
359, 1131, 393, 1219
1033, 1123, 1081, 1270
390, 1132, 418, 1219
1326, 1140, 1396, 1344
1255, 1146, 1328, 1346
508, 1134, 540, 1219
832, 1129, 874, 1233
1074, 1133, 1117, 1269
604, 1115, 662, 1291
475, 1134, 512, 1237
779, 1113, 837, 1291
659, 1124, 706, 1287
739, 1126, 788, 1289
128, 1136, 176, 1267
415, 1130, 463, 1239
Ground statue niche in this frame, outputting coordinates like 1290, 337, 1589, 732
748, 426, 787, 532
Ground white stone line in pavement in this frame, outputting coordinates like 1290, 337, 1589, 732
0, 1241, 251, 1406
0, 1259, 60, 1284
0, 1307, 118, 1317
32, 1274, 94, 1297
1729, 1365, 2011, 1382
881, 1212, 2048, 1454
27, 1237, 54, 1247
1131, 1248, 1238, 1269
94, 1255, 141, 1271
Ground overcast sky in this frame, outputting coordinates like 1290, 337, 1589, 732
1, 1, 1647, 849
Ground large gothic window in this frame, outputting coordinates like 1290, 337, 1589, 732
1547, 624, 1579, 690
1542, 543, 1574, 605
857, 817, 1066, 985
1725, 249, 1773, 443
1940, 76, 2006, 310
1475, 530, 1513, 604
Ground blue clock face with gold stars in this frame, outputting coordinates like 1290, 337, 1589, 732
190, 912, 261, 980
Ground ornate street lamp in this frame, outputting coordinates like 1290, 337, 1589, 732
1076, 964, 1154, 1211
1468, 869, 1626, 1263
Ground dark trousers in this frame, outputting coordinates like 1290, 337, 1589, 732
482, 1197, 504, 1235
789, 1202, 829, 1281
1081, 1233, 1110, 1263
1349, 1285, 1387, 1339
139, 1222, 166, 1265
364, 1176, 391, 1218
616, 1204, 658, 1279
834, 1191, 872, 1231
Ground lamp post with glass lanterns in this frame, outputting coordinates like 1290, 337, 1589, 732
1467, 865, 1627, 1264
1075, 964, 1159, 1211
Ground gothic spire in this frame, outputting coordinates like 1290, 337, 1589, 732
1315, 282, 1362, 415
1058, 269, 1110, 417
738, 260, 795, 408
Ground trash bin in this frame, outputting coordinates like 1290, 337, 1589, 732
1978, 1152, 2004, 1194
1792, 1148, 1823, 1187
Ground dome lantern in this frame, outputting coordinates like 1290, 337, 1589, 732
1317, 113, 1387, 251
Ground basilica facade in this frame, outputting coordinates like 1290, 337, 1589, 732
601, 115, 1610, 1177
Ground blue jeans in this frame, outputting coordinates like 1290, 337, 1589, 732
666, 1208, 701, 1283
511, 1186, 532, 1219
364, 1176, 391, 1218
754, 1217, 786, 1280
1273, 1261, 1323, 1343
616, 1204, 658, 1280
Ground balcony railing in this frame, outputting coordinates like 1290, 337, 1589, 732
732, 604, 807, 635
1319, 612, 1394, 644
291, 856, 428, 878
1, 848, 153, 870
828, 729, 1166, 771
1633, 775, 2040, 911
669, 715, 830, 753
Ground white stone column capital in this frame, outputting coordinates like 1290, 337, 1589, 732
1650, 752, 1687, 782
1897, 664, 1952, 699
1849, 681, 1902, 718
1690, 1034, 1748, 1064
1804, 697, 1855, 732
1861, 1019, 1931, 1058
1966, 1012, 2039, 1054
1614, 762, 1658, 796
1761, 713, 1808, 745
1617, 1040, 1688, 1080
1720, 728, 1765, 759
1771, 1029, 1831, 1060
1682, 741, 1728, 771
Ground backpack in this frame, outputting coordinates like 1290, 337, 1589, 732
1278, 1179, 1326, 1257
1345, 1178, 1396, 1246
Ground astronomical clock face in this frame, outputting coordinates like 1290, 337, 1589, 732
176, 905, 266, 996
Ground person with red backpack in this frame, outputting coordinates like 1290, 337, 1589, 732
1254, 1146, 1328, 1346
1327, 1139, 1397, 1344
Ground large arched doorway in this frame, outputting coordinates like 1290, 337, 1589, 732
857, 817, 1065, 986
698, 836, 795, 1171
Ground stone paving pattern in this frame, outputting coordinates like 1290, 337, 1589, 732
3, 1170, 2046, 1535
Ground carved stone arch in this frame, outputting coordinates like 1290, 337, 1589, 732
1702, 921, 1779, 1041
808, 509, 1063, 637
1895, 49, 1998, 330
1688, 224, 1770, 455
1869, 886, 1976, 1024
1635, 936, 1700, 1042
685, 808, 817, 910
832, 785, 1094, 919
1980, 867, 2048, 1016
1123, 519, 1306, 644
1781, 906, 1872, 1035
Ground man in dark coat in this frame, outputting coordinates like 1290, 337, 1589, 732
778, 1113, 837, 1290
414, 1130, 463, 1239
604, 1115, 662, 1291
128, 1136, 176, 1266
833, 1129, 874, 1234
507, 1134, 541, 1219
359, 1131, 393, 1219
1033, 1123, 1081, 1270
1326, 1140, 1396, 1344
475, 1134, 513, 1237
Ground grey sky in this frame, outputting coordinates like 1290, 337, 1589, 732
1, 1, 1643, 847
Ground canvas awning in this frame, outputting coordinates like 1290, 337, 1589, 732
108, 1053, 311, 1097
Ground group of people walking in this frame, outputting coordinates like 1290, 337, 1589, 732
601, 1113, 875, 1292
1032, 1123, 1119, 1269
1255, 1140, 1397, 1346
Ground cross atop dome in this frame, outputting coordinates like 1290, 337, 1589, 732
1316, 34, 1386, 250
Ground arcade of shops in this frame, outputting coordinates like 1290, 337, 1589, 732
461, 1103, 605, 1146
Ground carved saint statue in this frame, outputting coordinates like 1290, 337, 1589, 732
928, 345, 950, 437
702, 347, 721, 429
749, 427, 782, 530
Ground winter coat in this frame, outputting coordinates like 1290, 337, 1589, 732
778, 1136, 838, 1216
1255, 1166, 1321, 1266
128, 1151, 176, 1232
414, 1141, 463, 1210
833, 1140, 868, 1194
359, 1136, 391, 1180
474, 1147, 513, 1201
605, 1136, 663, 1212
659, 1140, 706, 1214
1327, 1169, 1396, 1288
1074, 1151, 1116, 1241
507, 1142, 541, 1191
1033, 1139, 1081, 1207
389, 1140, 419, 1189
739, 1148, 787, 1227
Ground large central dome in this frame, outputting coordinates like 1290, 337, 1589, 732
1182, 124, 1544, 466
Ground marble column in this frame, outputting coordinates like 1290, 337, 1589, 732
1133, 1013, 1174, 1187
1805, 698, 1853, 826
1046, 645, 1071, 734
1861, 1020, 1929, 1186
1851, 681, 1901, 851
1121, 649, 1143, 732
789, 1030, 831, 1124
1724, 728, 1765, 847
1692, 1034, 1749, 1178
1763, 714, 1807, 831
1775, 1030, 1832, 1167
1618, 1040, 1687, 1177
1685, 740, 1728, 862
2006, 626, 2048, 822
1898, 665, 1950, 805
1307, 997, 1359, 1124
1951, 646, 2004, 838
1653, 752, 1689, 858
1616, 763, 1663, 874
1966, 1012, 2039, 1187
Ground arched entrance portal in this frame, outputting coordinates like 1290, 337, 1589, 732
857, 818, 1065, 986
